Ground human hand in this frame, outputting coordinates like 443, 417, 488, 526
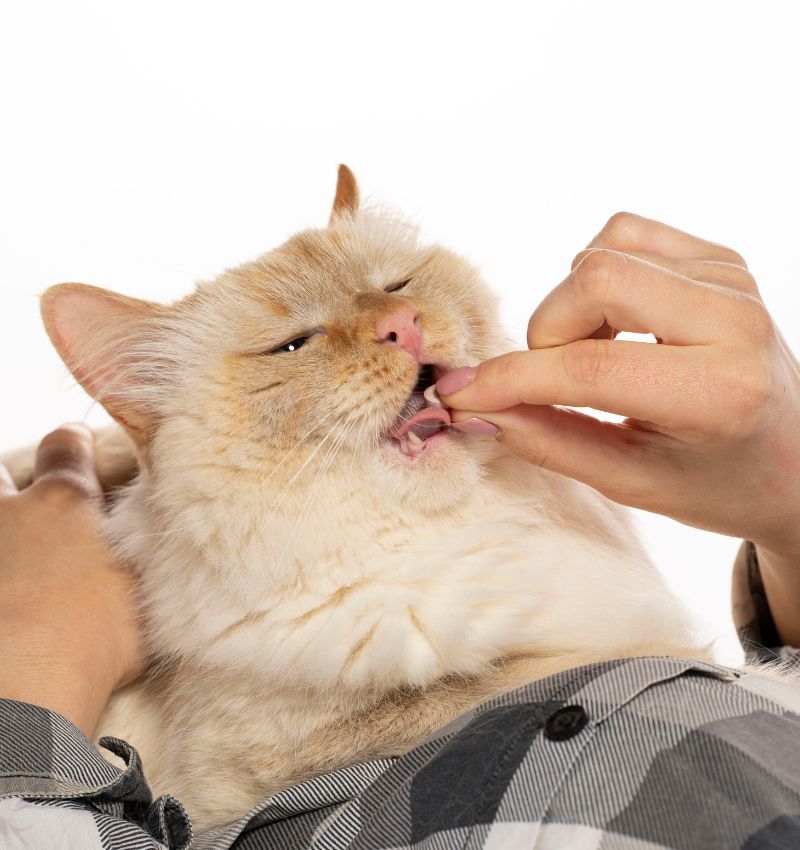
0, 424, 145, 736
438, 214, 800, 639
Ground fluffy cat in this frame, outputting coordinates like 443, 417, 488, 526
3, 167, 708, 830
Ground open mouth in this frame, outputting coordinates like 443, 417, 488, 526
387, 364, 453, 459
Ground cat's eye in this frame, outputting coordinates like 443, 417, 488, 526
270, 336, 309, 354
385, 278, 411, 294
263, 328, 324, 355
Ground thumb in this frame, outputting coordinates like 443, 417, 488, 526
33, 424, 104, 504
452, 404, 663, 507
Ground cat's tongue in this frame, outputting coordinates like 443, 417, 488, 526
389, 407, 451, 440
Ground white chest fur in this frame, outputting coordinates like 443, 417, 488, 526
106, 447, 690, 693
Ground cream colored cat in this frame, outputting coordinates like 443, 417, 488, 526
4, 167, 708, 830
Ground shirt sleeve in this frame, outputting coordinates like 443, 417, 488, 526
0, 698, 191, 850
732, 540, 800, 667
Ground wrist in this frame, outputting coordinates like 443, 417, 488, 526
753, 543, 800, 648
0, 615, 122, 736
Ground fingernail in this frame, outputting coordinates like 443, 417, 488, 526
436, 366, 476, 397
452, 418, 501, 437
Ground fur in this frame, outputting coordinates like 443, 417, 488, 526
4, 168, 709, 830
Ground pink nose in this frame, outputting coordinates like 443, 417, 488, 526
376, 306, 423, 360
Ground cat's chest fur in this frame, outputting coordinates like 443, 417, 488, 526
105, 448, 670, 692
97, 448, 696, 830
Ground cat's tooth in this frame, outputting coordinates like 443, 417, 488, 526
407, 431, 424, 446
424, 384, 444, 408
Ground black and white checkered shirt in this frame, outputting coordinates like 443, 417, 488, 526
2, 543, 799, 849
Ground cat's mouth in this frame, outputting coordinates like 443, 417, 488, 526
386, 364, 453, 459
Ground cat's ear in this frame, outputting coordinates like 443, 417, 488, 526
329, 164, 360, 223
41, 283, 166, 442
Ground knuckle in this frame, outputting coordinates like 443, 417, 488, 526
40, 425, 91, 450
570, 247, 607, 270
720, 246, 748, 268
737, 297, 774, 344
570, 249, 590, 270
710, 264, 758, 294
733, 268, 758, 292
718, 358, 772, 429
563, 338, 614, 388
496, 354, 524, 396
36, 426, 95, 480
39, 429, 71, 452
572, 248, 626, 301
38, 430, 92, 468
601, 211, 641, 245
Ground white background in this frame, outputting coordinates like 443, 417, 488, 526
2, 1, 799, 663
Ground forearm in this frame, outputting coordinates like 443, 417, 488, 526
0, 625, 117, 737
0, 425, 145, 739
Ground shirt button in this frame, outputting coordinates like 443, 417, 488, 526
544, 705, 589, 741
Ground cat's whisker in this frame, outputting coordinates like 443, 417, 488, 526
346, 418, 364, 480
273, 416, 359, 577
267, 423, 351, 574
258, 405, 346, 483
111, 409, 348, 545
258, 414, 347, 530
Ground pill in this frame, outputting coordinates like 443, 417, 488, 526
424, 384, 444, 408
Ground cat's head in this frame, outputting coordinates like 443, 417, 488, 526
41, 167, 503, 521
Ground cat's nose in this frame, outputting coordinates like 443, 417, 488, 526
376, 306, 423, 360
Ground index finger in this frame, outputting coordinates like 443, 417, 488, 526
589, 212, 747, 267
438, 342, 719, 431
33, 424, 103, 501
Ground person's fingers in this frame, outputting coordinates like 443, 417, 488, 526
0, 462, 18, 497
33, 424, 103, 503
571, 249, 759, 295
438, 342, 722, 430
451, 404, 672, 509
587, 212, 747, 267
527, 249, 758, 349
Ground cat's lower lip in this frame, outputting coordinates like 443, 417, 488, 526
388, 428, 451, 460
384, 360, 454, 460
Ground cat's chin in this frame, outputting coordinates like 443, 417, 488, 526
380, 429, 482, 513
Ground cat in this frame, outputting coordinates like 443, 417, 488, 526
3, 166, 708, 830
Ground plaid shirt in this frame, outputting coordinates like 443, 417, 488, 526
2, 543, 799, 850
